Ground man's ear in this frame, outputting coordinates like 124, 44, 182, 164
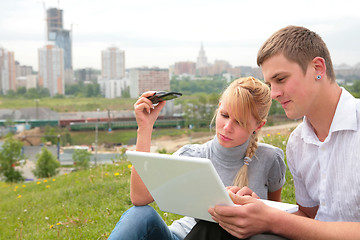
255, 121, 266, 132
312, 57, 326, 78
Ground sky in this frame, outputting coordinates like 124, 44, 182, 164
1, 0, 360, 71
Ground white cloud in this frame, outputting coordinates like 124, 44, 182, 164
1, 0, 360, 70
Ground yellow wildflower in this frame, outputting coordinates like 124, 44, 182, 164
17, 195, 22, 198
46, 185, 50, 188
128, 164, 132, 169
43, 179, 48, 183
37, 181, 41, 185
49, 225, 54, 229
114, 172, 120, 176
52, 179, 56, 181
22, 185, 26, 188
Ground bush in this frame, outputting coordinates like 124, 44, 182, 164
72, 149, 91, 170
33, 147, 60, 178
0, 137, 24, 182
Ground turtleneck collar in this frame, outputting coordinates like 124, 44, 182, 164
211, 135, 249, 162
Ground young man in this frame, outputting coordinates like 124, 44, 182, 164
186, 26, 360, 240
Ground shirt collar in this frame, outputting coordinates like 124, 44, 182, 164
301, 87, 358, 144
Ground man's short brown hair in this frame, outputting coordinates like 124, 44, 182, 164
257, 25, 335, 82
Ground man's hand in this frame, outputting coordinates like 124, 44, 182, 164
209, 187, 276, 239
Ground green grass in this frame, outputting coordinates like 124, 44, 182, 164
69, 128, 192, 146
0, 97, 136, 112
0, 133, 295, 239
261, 133, 296, 203
0, 163, 182, 239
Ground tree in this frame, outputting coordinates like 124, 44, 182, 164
16, 86, 27, 95
61, 129, 73, 146
25, 87, 50, 99
72, 149, 91, 170
0, 138, 24, 182
182, 93, 218, 128
42, 126, 60, 145
33, 147, 60, 178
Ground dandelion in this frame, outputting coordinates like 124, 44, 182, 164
52, 179, 56, 181
64, 173, 68, 176
128, 164, 132, 169
114, 172, 120, 176
43, 179, 48, 183
267, 134, 270, 137
37, 181, 41, 185
105, 173, 108, 176
46, 185, 50, 188
49, 225, 54, 229
22, 185, 26, 188
17, 195, 22, 199
56, 222, 61, 226
277, 132, 281, 135
15, 186, 19, 189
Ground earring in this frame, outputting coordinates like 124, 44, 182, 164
253, 131, 256, 134
316, 75, 322, 80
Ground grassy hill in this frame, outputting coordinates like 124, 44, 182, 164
0, 133, 295, 239
0, 97, 135, 112
0, 162, 182, 239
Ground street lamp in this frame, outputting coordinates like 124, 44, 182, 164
95, 108, 99, 165
35, 99, 40, 120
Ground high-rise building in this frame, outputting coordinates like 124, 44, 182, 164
46, 8, 73, 84
174, 61, 196, 75
101, 47, 125, 80
196, 43, 208, 69
47, 8, 63, 37
0, 47, 16, 94
129, 68, 169, 98
211, 60, 232, 75
129, 67, 173, 115
38, 44, 64, 96
99, 47, 127, 98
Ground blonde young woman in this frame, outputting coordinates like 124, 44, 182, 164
108, 77, 286, 240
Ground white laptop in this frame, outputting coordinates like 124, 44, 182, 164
126, 151, 298, 222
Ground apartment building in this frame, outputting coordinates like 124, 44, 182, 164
0, 47, 16, 94
99, 47, 127, 98
129, 67, 170, 98
38, 44, 64, 96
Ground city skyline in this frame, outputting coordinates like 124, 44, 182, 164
1, 0, 360, 71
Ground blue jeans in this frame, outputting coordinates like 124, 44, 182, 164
108, 205, 181, 240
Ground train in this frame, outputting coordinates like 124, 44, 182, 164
0, 116, 207, 131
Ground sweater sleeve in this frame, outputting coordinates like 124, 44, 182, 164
267, 147, 286, 193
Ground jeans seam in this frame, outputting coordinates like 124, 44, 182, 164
140, 226, 162, 240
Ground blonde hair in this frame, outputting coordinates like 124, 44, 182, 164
218, 77, 272, 188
